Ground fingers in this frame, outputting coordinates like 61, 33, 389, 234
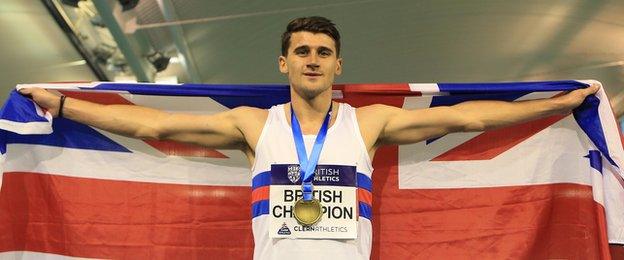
17, 87, 57, 99
588, 83, 600, 94
18, 87, 45, 97
18, 88, 33, 95
575, 83, 600, 97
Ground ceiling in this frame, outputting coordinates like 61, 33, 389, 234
1, 0, 623, 116
0, 0, 97, 101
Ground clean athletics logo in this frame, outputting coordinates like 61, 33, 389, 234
277, 222, 291, 235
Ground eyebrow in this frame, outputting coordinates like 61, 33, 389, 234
292, 45, 335, 54
293, 46, 309, 53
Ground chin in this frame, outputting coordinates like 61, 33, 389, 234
300, 88, 323, 99
295, 85, 329, 99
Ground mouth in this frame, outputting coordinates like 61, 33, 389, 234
303, 72, 322, 77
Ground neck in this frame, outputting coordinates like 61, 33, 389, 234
290, 88, 333, 123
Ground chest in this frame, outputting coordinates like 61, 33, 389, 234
262, 131, 362, 167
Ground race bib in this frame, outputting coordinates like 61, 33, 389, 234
268, 164, 358, 239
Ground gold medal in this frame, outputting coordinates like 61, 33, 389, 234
293, 198, 322, 226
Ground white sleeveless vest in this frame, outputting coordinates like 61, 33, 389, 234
250, 103, 374, 260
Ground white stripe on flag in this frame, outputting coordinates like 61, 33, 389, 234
408, 83, 442, 95
119, 93, 231, 112
591, 159, 605, 205
0, 251, 98, 260
4, 144, 250, 186
15, 83, 91, 90
0, 120, 52, 135
398, 115, 594, 189
604, 163, 624, 244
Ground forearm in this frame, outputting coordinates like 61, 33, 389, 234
369, 84, 597, 146
62, 97, 168, 139
453, 97, 568, 132
19, 87, 251, 148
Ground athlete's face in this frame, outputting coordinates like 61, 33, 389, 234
279, 31, 342, 99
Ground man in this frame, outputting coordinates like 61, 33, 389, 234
20, 16, 598, 260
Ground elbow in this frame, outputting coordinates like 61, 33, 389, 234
134, 126, 163, 140
449, 108, 485, 132
135, 114, 172, 140
464, 121, 486, 132
460, 119, 486, 132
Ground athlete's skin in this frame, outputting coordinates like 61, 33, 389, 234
19, 31, 599, 166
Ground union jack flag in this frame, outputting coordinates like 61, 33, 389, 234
0, 80, 621, 259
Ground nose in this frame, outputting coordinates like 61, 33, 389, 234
306, 63, 320, 70
306, 53, 320, 69
306, 60, 319, 70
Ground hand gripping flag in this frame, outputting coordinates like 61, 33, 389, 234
0, 80, 622, 259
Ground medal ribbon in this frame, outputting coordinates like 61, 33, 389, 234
291, 103, 332, 201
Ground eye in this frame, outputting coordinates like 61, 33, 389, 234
295, 48, 308, 56
318, 48, 332, 58
319, 49, 332, 57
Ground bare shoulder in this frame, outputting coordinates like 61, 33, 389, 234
229, 106, 269, 152
354, 104, 403, 151
355, 104, 402, 123
355, 103, 400, 112
230, 106, 268, 117
229, 106, 269, 127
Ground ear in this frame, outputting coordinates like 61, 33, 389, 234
335, 58, 343, 76
278, 56, 288, 74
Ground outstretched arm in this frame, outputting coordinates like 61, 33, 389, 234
359, 84, 600, 148
18, 88, 265, 150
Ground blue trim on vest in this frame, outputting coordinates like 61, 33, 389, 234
359, 202, 372, 220
357, 173, 372, 192
252, 200, 270, 218
252, 171, 271, 189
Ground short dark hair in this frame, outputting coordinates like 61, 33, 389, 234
281, 16, 341, 57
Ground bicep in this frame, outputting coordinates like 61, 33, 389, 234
378, 106, 467, 145
157, 108, 248, 149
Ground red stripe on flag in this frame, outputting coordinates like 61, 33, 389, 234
335, 84, 418, 95
143, 140, 229, 158
595, 204, 612, 259
60, 91, 134, 105
335, 84, 410, 108
0, 168, 609, 259
0, 172, 253, 259
251, 186, 269, 204
432, 114, 567, 161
